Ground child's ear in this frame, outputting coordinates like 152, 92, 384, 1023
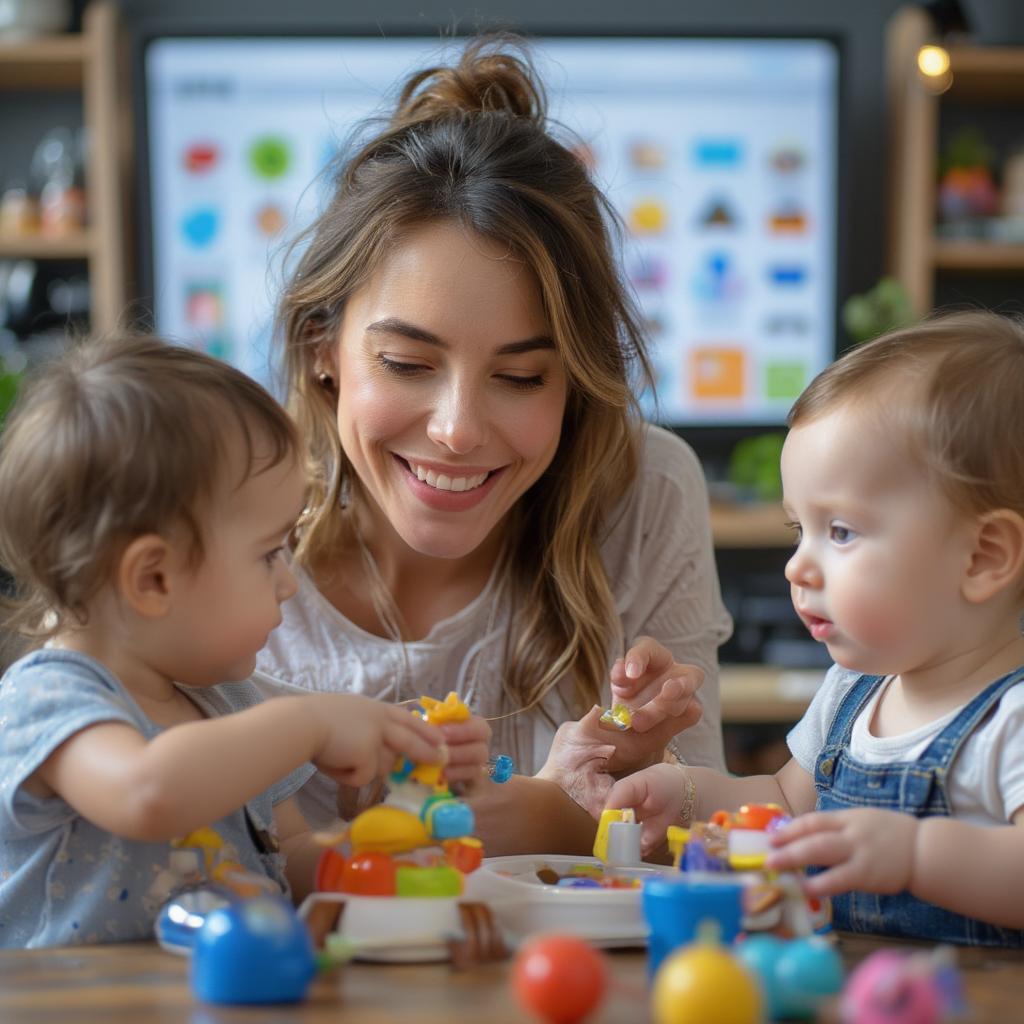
116, 534, 174, 618
962, 509, 1024, 604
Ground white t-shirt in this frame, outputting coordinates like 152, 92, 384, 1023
254, 423, 733, 825
788, 663, 1024, 826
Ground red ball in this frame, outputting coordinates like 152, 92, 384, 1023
512, 934, 609, 1024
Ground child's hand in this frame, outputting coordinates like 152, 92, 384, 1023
437, 713, 492, 785
608, 636, 703, 769
605, 762, 688, 855
309, 694, 444, 788
766, 808, 919, 898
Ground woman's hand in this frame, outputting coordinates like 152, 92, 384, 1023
536, 706, 617, 817
766, 808, 918, 898
438, 713, 492, 785
605, 636, 704, 772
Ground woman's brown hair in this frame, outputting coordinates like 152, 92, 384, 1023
277, 36, 654, 714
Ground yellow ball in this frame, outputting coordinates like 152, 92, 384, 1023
652, 943, 763, 1024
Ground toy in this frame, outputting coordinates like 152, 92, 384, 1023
840, 947, 962, 1024
663, 803, 829, 935
598, 703, 633, 731
487, 753, 515, 783
298, 692, 507, 966
642, 875, 745, 975
593, 807, 642, 865
191, 895, 316, 1005
512, 933, 609, 1024
736, 932, 844, 1020
651, 923, 763, 1024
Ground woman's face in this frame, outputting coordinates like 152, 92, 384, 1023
327, 220, 568, 561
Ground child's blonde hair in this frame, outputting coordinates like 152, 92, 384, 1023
789, 310, 1024, 522
0, 334, 299, 639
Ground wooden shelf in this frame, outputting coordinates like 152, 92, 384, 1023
710, 502, 792, 548
947, 46, 1024, 100
720, 663, 821, 724
0, 35, 86, 89
933, 239, 1024, 271
0, 232, 92, 260
887, 8, 1024, 312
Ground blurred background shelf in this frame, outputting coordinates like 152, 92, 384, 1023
710, 502, 792, 549
0, 232, 94, 260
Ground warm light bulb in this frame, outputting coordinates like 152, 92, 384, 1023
917, 45, 951, 78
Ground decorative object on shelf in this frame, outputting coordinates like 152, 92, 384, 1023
937, 127, 999, 231
841, 278, 915, 346
0, 355, 21, 428
0, 0, 71, 39
727, 434, 784, 503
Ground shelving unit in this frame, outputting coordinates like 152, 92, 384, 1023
710, 501, 791, 549
887, 6, 1024, 313
0, 1, 130, 332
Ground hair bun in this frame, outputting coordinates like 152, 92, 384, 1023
392, 36, 546, 129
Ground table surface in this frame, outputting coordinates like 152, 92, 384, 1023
0, 934, 1022, 1023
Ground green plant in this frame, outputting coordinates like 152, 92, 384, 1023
841, 277, 915, 346
728, 433, 785, 503
0, 359, 22, 429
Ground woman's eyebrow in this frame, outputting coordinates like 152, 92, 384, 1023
366, 317, 555, 355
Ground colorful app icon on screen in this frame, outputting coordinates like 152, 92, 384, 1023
254, 202, 287, 237
764, 312, 810, 336
248, 136, 291, 180
693, 252, 743, 304
184, 281, 224, 330
769, 145, 806, 175
764, 360, 807, 400
183, 142, 220, 175
698, 198, 739, 230
629, 199, 669, 235
693, 139, 742, 168
768, 202, 809, 234
767, 264, 807, 287
628, 140, 667, 171
690, 346, 745, 399
628, 252, 668, 290
181, 207, 219, 248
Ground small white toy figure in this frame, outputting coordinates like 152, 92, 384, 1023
569, 311, 1024, 946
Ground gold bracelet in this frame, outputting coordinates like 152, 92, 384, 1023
678, 766, 697, 827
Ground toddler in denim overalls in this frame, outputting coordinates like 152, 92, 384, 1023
602, 310, 1024, 944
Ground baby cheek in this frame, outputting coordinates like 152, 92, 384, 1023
833, 580, 909, 652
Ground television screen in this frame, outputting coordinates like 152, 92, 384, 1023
140, 35, 840, 426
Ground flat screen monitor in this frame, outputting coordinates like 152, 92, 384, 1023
139, 34, 841, 427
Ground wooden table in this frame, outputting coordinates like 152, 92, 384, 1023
0, 935, 1022, 1023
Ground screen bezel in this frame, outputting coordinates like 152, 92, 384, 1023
132, 23, 847, 436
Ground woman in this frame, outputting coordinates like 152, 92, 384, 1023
254, 38, 732, 854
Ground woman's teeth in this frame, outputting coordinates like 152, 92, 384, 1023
410, 462, 489, 492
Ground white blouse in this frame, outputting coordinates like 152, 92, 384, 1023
253, 423, 732, 825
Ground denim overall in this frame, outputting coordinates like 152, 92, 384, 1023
812, 667, 1024, 946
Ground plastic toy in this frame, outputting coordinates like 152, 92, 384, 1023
642, 875, 745, 975
662, 803, 829, 935
840, 947, 962, 1024
651, 922, 763, 1024
155, 883, 233, 954
298, 692, 507, 966
191, 895, 316, 1005
487, 753, 515, 783
599, 703, 633, 731
736, 932, 844, 1020
593, 807, 642, 865
512, 933, 609, 1024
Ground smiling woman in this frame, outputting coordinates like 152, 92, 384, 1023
253, 36, 732, 853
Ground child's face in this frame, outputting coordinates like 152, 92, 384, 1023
168, 451, 306, 685
781, 403, 973, 676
